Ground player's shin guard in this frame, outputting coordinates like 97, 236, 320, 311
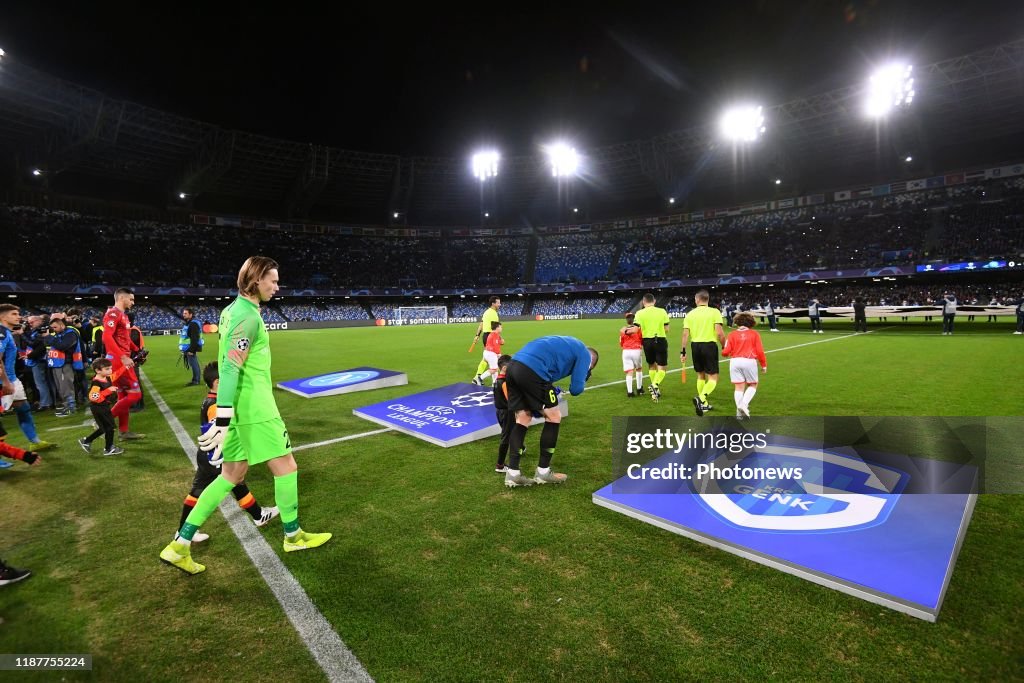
703, 379, 717, 401
179, 476, 235, 541
742, 385, 757, 409
275, 471, 300, 535
508, 423, 528, 470
111, 391, 141, 430
539, 421, 560, 468
234, 487, 263, 521
14, 403, 38, 443
179, 495, 199, 530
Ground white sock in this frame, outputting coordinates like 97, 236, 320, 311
174, 534, 192, 547
508, 469, 521, 477
636, 372, 643, 390
626, 374, 633, 394
537, 466, 551, 475
734, 389, 745, 410
742, 386, 757, 409
286, 529, 301, 539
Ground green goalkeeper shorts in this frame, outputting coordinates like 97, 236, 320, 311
222, 417, 292, 465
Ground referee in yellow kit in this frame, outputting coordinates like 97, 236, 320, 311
680, 289, 726, 416
632, 293, 671, 402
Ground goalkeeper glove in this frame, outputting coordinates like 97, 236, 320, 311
198, 406, 233, 463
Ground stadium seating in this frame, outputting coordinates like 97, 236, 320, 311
3, 178, 1022, 291
532, 297, 608, 315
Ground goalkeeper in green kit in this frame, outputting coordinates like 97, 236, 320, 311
160, 256, 330, 575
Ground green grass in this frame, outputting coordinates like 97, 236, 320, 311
3, 318, 1022, 681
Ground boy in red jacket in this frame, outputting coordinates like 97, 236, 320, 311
721, 312, 767, 418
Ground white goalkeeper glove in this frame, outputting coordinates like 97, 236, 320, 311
198, 406, 233, 465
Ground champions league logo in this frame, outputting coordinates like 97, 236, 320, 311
303, 370, 380, 389
451, 391, 494, 409
693, 445, 909, 533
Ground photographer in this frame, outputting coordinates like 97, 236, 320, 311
180, 307, 203, 386
48, 316, 84, 417
23, 316, 55, 411
65, 310, 89, 405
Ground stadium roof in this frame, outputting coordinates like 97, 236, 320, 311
1, 7, 1023, 225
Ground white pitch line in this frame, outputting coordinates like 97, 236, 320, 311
46, 418, 95, 432
293, 428, 393, 452
585, 329, 886, 392
141, 371, 374, 683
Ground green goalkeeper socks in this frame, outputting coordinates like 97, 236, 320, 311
179, 475, 236, 541
275, 471, 300, 535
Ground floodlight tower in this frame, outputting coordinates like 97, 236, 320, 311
719, 105, 766, 143
471, 150, 500, 224
471, 150, 500, 181
865, 63, 914, 118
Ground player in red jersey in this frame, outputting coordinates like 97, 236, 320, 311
619, 312, 644, 398
480, 321, 505, 385
721, 312, 767, 419
102, 288, 145, 440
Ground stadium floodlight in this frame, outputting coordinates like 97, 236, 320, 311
775, 178, 782, 185
484, 212, 490, 217
668, 197, 675, 204
31, 168, 42, 176
905, 155, 913, 162
471, 150, 500, 181
0, 47, 5, 61
393, 211, 399, 218
573, 207, 579, 213
178, 191, 187, 199
865, 63, 914, 118
719, 105, 765, 142
545, 142, 579, 177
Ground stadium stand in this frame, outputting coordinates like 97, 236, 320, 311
532, 297, 608, 316
3, 179, 1023, 293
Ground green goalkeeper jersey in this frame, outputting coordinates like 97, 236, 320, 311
217, 296, 280, 424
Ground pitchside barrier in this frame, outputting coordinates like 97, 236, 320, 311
353, 382, 569, 447
595, 416, 982, 622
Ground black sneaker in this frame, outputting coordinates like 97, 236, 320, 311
0, 560, 31, 586
693, 396, 705, 417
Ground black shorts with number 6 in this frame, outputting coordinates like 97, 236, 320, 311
642, 337, 668, 366
505, 360, 558, 414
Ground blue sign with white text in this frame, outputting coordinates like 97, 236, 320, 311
595, 441, 975, 621
276, 367, 408, 398
354, 382, 567, 447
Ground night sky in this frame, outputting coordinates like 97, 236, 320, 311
1, 1, 1021, 158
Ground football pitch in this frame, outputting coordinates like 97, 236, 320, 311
3, 318, 1023, 681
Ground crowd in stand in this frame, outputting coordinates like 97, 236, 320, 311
532, 297, 608, 316
4, 178, 1022, 291
665, 283, 1022, 314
